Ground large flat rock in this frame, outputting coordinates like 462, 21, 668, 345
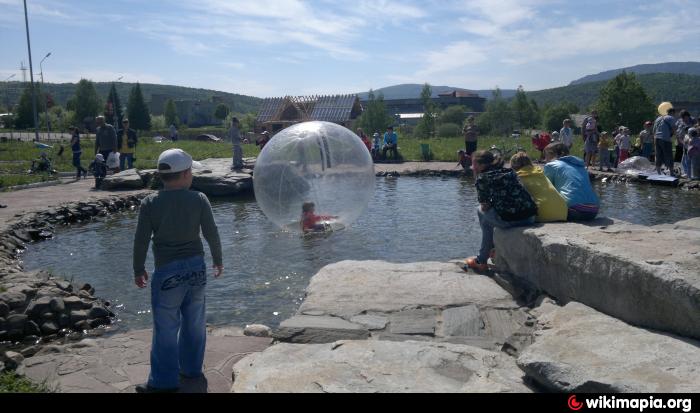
494, 219, 700, 339
191, 158, 253, 197
299, 261, 518, 318
518, 302, 700, 393
232, 340, 531, 393
101, 169, 147, 190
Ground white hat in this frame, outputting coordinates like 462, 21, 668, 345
95, 154, 104, 161
157, 148, 202, 173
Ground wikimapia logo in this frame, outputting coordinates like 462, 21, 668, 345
569, 395, 584, 411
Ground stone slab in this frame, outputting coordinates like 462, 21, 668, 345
388, 308, 437, 335
274, 315, 369, 344
440, 305, 484, 337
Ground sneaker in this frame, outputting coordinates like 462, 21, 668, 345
463, 257, 488, 273
135, 383, 178, 393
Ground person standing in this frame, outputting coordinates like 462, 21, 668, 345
70, 126, 87, 179
639, 121, 654, 160
169, 124, 178, 142
117, 119, 138, 170
133, 149, 223, 393
94, 116, 118, 166
582, 111, 600, 168
229, 117, 243, 170
560, 119, 574, 152
653, 106, 678, 176
675, 110, 694, 163
463, 116, 479, 157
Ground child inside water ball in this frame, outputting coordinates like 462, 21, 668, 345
301, 202, 338, 233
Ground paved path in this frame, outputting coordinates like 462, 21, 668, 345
22, 328, 271, 393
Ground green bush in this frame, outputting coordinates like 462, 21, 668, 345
0, 372, 52, 393
438, 123, 461, 138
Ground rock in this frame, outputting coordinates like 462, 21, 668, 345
54, 281, 72, 292
274, 315, 369, 344
78, 290, 94, 300
74, 320, 90, 331
24, 320, 41, 337
2, 351, 24, 370
494, 219, 700, 340
517, 302, 700, 393
440, 305, 484, 337
0, 317, 4, 331
26, 296, 53, 316
63, 296, 83, 310
7, 314, 28, 330
20, 346, 40, 358
243, 324, 272, 338
388, 308, 437, 335
89, 318, 108, 329
34, 345, 63, 356
87, 305, 111, 319
190, 159, 254, 196
232, 340, 530, 393
101, 169, 146, 190
79, 284, 95, 296
0, 330, 7, 341
40, 312, 55, 321
71, 339, 97, 349
298, 261, 518, 319
0, 291, 27, 309
70, 310, 88, 325
40, 321, 59, 335
0, 302, 7, 317
349, 314, 388, 330
49, 298, 65, 313
58, 314, 70, 328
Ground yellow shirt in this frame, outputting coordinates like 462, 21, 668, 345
516, 165, 568, 222
120, 130, 133, 154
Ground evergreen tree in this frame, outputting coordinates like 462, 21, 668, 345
127, 82, 151, 131
594, 72, 655, 133
214, 103, 230, 121
357, 90, 391, 134
15, 85, 41, 129
104, 83, 124, 126
73, 79, 101, 128
477, 88, 513, 136
541, 102, 579, 133
164, 99, 178, 126
416, 83, 437, 138
511, 86, 538, 129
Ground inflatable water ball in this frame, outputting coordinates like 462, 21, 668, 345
658, 102, 673, 116
253, 121, 375, 232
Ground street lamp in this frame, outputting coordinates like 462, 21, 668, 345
40, 52, 51, 139
23, 0, 40, 141
111, 76, 123, 126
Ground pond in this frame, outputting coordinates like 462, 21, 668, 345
20, 177, 700, 332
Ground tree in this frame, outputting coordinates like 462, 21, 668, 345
104, 83, 124, 126
439, 105, 469, 126
127, 82, 151, 131
594, 72, 655, 133
511, 86, 538, 129
164, 99, 178, 126
476, 88, 513, 136
73, 79, 101, 128
541, 102, 579, 133
214, 103, 230, 121
15, 85, 40, 129
416, 83, 437, 139
357, 89, 392, 134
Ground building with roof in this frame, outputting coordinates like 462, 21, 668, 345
361, 90, 486, 121
256, 95, 363, 133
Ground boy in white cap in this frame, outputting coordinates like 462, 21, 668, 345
132, 148, 223, 393
88, 153, 107, 189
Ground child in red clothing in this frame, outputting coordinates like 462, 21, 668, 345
532, 133, 551, 161
301, 202, 338, 233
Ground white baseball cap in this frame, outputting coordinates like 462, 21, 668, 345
157, 149, 202, 173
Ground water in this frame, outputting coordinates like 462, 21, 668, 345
20, 177, 700, 332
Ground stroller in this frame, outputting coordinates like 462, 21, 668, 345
28, 150, 57, 175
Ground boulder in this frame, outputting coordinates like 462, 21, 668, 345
63, 296, 83, 310
388, 308, 437, 335
2, 351, 24, 371
49, 298, 65, 313
0, 291, 27, 309
494, 219, 700, 340
232, 340, 531, 393
40, 321, 59, 335
7, 314, 28, 330
26, 296, 53, 316
274, 316, 369, 344
298, 261, 518, 319
191, 161, 253, 197
70, 310, 88, 325
349, 314, 388, 330
100, 169, 146, 190
0, 301, 9, 317
517, 302, 700, 393
88, 305, 110, 319
243, 324, 272, 338
24, 320, 41, 337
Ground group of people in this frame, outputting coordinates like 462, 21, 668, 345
356, 126, 399, 161
465, 142, 599, 272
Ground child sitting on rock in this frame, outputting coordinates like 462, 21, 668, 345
89, 154, 108, 189
543, 143, 600, 221
301, 202, 338, 233
510, 152, 567, 223
457, 150, 470, 172
464, 150, 537, 272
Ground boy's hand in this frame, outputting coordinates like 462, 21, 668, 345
213, 265, 224, 279
135, 271, 149, 288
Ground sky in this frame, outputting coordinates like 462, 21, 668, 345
1, 0, 699, 98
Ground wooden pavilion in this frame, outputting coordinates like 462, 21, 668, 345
255, 95, 363, 134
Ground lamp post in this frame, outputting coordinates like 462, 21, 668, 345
39, 52, 51, 139
23, 0, 40, 141
112, 76, 123, 126
3, 74, 16, 139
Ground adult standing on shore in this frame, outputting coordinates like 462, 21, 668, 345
463, 116, 479, 157
94, 115, 118, 163
675, 110, 694, 163
653, 104, 677, 176
117, 119, 138, 170
229, 117, 243, 170
70, 126, 87, 179
169, 124, 178, 142
582, 110, 600, 168
560, 119, 574, 151
639, 121, 654, 160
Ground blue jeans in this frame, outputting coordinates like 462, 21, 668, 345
642, 143, 653, 160
232, 144, 243, 169
120, 152, 134, 170
477, 207, 535, 263
148, 255, 207, 389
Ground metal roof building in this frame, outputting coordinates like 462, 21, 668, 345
256, 95, 363, 133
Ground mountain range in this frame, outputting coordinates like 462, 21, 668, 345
569, 62, 700, 85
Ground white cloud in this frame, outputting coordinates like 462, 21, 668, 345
415, 41, 487, 77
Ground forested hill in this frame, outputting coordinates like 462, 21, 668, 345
527, 73, 700, 109
569, 62, 700, 85
0, 81, 262, 114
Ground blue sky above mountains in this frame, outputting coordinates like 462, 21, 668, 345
1, 0, 698, 97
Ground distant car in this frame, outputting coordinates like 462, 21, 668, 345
195, 134, 222, 142
511, 130, 521, 139
153, 136, 165, 143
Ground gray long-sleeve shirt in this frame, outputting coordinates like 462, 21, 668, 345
95, 124, 118, 153
132, 189, 223, 276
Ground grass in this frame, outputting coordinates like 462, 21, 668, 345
0, 372, 52, 393
0, 174, 57, 190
